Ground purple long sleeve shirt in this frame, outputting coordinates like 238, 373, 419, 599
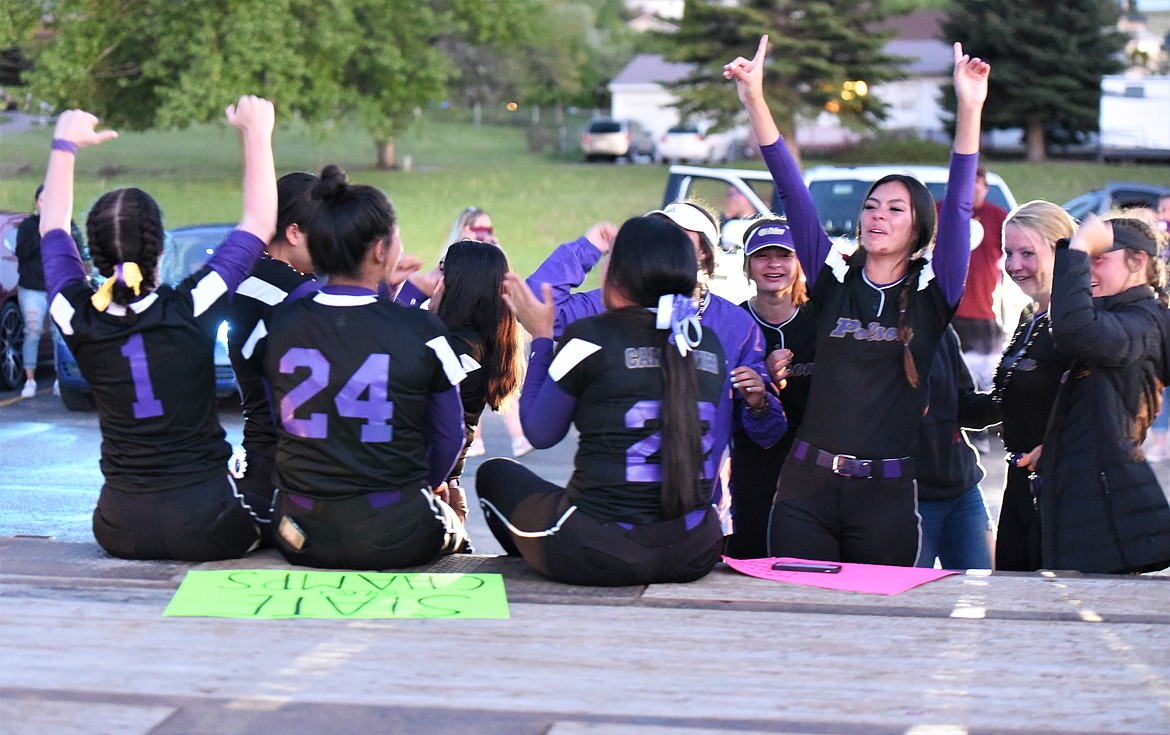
759, 138, 976, 458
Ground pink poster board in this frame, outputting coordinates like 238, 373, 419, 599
723, 556, 958, 595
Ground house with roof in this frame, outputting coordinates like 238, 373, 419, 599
607, 10, 954, 148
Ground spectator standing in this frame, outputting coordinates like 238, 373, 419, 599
1037, 215, 1170, 573
14, 184, 85, 397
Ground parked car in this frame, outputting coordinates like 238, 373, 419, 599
656, 124, 731, 165
54, 223, 238, 411
1061, 181, 1170, 222
661, 163, 1020, 304
580, 117, 656, 163
0, 211, 30, 390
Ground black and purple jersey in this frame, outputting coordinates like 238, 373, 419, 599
244, 285, 467, 499
519, 308, 728, 523
741, 301, 816, 449
43, 228, 265, 491
445, 327, 490, 482
228, 257, 318, 460
760, 140, 976, 459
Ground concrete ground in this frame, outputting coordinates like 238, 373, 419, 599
3, 405, 1170, 734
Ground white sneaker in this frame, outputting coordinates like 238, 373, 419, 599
20, 379, 36, 398
465, 437, 486, 458
52, 380, 60, 397
512, 436, 534, 458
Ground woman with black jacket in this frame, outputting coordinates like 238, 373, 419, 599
1038, 215, 1170, 573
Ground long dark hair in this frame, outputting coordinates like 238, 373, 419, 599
855, 173, 938, 388
436, 240, 521, 409
608, 216, 705, 518
86, 187, 164, 307
305, 165, 395, 278
274, 171, 319, 246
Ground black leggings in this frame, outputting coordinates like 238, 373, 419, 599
476, 458, 723, 587
272, 487, 465, 570
768, 452, 922, 566
995, 463, 1042, 571
93, 474, 259, 562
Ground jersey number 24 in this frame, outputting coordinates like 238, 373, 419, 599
279, 347, 395, 442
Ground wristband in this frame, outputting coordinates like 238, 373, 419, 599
51, 139, 78, 155
748, 401, 768, 417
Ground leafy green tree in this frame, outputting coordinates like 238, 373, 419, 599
23, 0, 533, 168
941, 0, 1126, 162
444, 0, 637, 122
666, 0, 911, 165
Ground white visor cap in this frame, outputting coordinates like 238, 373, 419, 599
646, 201, 719, 252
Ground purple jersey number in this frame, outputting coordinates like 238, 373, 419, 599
625, 400, 716, 483
335, 353, 394, 442
279, 347, 330, 439
120, 333, 163, 419
279, 348, 395, 443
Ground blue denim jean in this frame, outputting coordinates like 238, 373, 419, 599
917, 484, 993, 570
17, 287, 55, 371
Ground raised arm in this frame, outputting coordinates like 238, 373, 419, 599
226, 96, 277, 244
934, 44, 990, 305
39, 112, 118, 297
725, 36, 832, 282
208, 96, 277, 292
525, 223, 616, 335
40, 112, 118, 238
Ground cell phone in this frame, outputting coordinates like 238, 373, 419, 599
771, 561, 842, 574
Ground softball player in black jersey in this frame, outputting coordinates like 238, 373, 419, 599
40, 98, 277, 561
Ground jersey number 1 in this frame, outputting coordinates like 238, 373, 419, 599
121, 334, 164, 419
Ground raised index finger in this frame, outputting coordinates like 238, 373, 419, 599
752, 35, 769, 68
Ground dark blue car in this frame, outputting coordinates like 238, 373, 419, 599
55, 224, 238, 411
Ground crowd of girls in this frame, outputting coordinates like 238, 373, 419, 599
31, 31, 1170, 581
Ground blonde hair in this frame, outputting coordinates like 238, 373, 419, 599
1003, 200, 1077, 246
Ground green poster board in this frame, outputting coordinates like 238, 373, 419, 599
163, 570, 510, 619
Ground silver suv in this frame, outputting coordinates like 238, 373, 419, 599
580, 118, 656, 163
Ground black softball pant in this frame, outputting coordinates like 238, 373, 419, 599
272, 487, 466, 571
768, 454, 922, 566
476, 457, 723, 587
93, 474, 260, 562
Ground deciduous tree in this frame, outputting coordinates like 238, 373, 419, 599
23, 0, 533, 168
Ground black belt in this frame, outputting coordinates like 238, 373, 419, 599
793, 440, 912, 480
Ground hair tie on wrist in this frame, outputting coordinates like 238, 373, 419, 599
51, 139, 78, 155
655, 293, 702, 357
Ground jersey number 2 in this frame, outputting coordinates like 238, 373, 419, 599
279, 348, 395, 442
625, 400, 716, 482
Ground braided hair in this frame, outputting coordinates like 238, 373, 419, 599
855, 174, 938, 388
86, 188, 164, 308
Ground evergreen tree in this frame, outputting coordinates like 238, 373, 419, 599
941, 0, 1126, 162
665, 0, 911, 165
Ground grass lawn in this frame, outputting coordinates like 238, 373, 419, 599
2, 112, 1166, 276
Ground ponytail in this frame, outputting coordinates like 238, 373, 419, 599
897, 257, 927, 388
654, 294, 705, 518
